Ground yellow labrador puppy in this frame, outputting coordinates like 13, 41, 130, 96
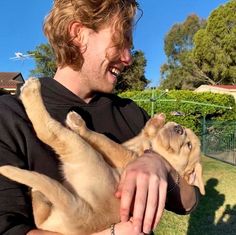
71, 111, 205, 195
0, 78, 205, 235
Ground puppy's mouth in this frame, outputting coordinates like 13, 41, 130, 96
156, 123, 187, 154
166, 124, 186, 153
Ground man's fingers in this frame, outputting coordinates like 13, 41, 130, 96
142, 176, 160, 233
117, 153, 170, 234
119, 171, 136, 222
132, 173, 149, 233
153, 179, 167, 229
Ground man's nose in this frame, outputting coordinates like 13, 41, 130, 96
120, 48, 132, 66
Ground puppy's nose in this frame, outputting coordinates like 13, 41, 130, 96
174, 125, 184, 135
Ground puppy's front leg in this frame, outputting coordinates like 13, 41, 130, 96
123, 113, 166, 154
66, 111, 137, 168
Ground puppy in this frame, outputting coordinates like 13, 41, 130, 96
0, 78, 205, 235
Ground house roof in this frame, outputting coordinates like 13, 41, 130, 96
0, 72, 24, 88
210, 85, 236, 90
195, 84, 236, 92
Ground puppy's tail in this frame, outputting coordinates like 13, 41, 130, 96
0, 165, 91, 215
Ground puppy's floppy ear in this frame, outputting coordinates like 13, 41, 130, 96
144, 113, 166, 137
184, 163, 205, 195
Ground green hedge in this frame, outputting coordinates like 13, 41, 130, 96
119, 89, 236, 135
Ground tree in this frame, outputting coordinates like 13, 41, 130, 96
29, 44, 56, 78
116, 50, 149, 92
159, 14, 206, 90
29, 44, 149, 92
193, 0, 236, 85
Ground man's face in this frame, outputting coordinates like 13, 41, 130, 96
79, 23, 132, 95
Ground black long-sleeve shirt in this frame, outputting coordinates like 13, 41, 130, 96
0, 77, 149, 234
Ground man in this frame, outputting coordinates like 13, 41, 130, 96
0, 0, 198, 234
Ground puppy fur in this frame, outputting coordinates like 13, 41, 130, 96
0, 78, 205, 235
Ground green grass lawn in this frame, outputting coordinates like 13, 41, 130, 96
155, 156, 236, 235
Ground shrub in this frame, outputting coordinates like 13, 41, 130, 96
119, 89, 236, 134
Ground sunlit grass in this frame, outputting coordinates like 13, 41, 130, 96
155, 156, 236, 235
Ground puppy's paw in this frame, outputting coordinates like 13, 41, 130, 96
144, 113, 166, 137
153, 113, 166, 122
20, 77, 41, 101
149, 113, 166, 128
66, 111, 86, 133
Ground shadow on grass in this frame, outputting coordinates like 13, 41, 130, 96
187, 178, 236, 234
215, 203, 236, 233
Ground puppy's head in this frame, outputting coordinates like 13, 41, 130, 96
151, 122, 205, 195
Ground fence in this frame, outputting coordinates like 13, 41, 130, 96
201, 119, 236, 165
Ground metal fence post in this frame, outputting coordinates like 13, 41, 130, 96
202, 115, 206, 155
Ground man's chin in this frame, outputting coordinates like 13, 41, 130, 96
105, 81, 117, 93
103, 87, 115, 94
95, 85, 115, 94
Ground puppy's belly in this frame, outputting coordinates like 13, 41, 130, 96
54, 163, 121, 233
63, 161, 120, 202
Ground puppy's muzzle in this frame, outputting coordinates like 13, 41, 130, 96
174, 125, 184, 135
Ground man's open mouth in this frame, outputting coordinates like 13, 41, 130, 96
109, 67, 121, 78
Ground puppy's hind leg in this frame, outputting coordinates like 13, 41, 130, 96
31, 191, 52, 227
0, 166, 91, 217
66, 111, 137, 168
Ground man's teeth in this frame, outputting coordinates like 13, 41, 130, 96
110, 68, 120, 77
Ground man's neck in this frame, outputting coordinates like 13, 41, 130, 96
53, 66, 94, 103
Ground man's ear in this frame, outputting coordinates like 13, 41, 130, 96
68, 21, 90, 50
184, 163, 205, 195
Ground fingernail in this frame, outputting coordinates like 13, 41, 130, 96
143, 225, 150, 234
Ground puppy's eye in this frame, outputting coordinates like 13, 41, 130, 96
187, 141, 192, 150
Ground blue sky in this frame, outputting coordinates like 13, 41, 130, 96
0, 0, 230, 87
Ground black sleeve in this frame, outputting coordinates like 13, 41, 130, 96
165, 183, 200, 215
0, 96, 35, 234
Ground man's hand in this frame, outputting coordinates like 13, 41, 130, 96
115, 151, 170, 234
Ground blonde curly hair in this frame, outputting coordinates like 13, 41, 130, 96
44, 0, 138, 70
